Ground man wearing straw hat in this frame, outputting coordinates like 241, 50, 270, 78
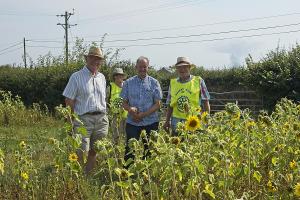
163, 56, 210, 135
107, 67, 127, 144
63, 46, 109, 174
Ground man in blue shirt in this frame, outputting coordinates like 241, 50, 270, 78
120, 56, 162, 166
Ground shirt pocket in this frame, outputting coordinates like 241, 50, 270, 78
144, 87, 154, 100
78, 80, 93, 97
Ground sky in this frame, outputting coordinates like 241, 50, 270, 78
1, 0, 300, 69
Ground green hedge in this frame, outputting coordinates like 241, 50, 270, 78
245, 45, 300, 110
0, 65, 78, 110
0, 63, 247, 111
1, 44, 299, 111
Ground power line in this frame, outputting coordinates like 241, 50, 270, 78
107, 12, 300, 36
103, 29, 300, 48
0, 13, 55, 17
27, 45, 63, 49
26, 40, 63, 43
0, 9, 56, 16
77, 0, 213, 24
0, 46, 23, 56
100, 22, 300, 43
25, 21, 300, 45
24, 11, 300, 41
0, 42, 22, 53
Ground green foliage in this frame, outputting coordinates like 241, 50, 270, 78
0, 90, 53, 126
192, 66, 247, 92
1, 96, 300, 199
2, 41, 300, 113
245, 45, 300, 110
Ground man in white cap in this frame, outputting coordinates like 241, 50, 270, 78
163, 57, 210, 135
63, 46, 109, 174
107, 67, 127, 144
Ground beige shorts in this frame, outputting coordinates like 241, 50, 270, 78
74, 113, 109, 151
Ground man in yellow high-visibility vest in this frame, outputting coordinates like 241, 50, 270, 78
163, 57, 210, 135
107, 68, 127, 144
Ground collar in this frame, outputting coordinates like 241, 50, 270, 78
83, 66, 99, 77
178, 75, 192, 83
136, 75, 148, 82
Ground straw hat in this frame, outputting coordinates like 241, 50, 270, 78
112, 68, 125, 76
175, 57, 192, 67
85, 46, 104, 59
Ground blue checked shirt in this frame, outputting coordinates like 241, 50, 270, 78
62, 66, 107, 115
120, 75, 162, 126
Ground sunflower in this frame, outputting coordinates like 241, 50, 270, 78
19, 141, 26, 148
170, 137, 181, 145
48, 137, 56, 145
185, 115, 201, 132
286, 173, 293, 183
195, 106, 202, 113
68, 153, 78, 162
21, 172, 29, 181
268, 170, 274, 179
267, 180, 277, 192
294, 183, 300, 197
246, 120, 256, 130
290, 160, 297, 169
231, 112, 240, 121
283, 122, 290, 131
201, 111, 209, 124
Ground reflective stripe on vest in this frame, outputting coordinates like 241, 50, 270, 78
170, 76, 201, 119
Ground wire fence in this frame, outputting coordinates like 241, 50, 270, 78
161, 90, 263, 113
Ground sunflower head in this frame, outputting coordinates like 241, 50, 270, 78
19, 141, 26, 148
195, 107, 202, 113
21, 172, 29, 181
294, 183, 300, 197
267, 180, 277, 192
283, 122, 290, 131
286, 173, 293, 183
68, 153, 78, 162
48, 137, 57, 145
246, 120, 256, 130
290, 160, 297, 169
268, 170, 274, 179
201, 111, 209, 124
185, 115, 201, 132
170, 137, 181, 145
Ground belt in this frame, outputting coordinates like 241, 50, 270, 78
85, 111, 103, 115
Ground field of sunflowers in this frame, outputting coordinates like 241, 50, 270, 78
0, 90, 299, 199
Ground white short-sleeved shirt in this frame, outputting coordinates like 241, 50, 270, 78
63, 66, 107, 115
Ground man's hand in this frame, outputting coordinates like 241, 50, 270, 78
133, 112, 146, 122
128, 107, 141, 122
128, 107, 138, 115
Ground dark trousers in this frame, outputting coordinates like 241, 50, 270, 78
124, 122, 159, 166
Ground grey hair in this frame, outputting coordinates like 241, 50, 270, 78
136, 56, 149, 65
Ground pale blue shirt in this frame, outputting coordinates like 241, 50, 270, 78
62, 66, 106, 115
120, 75, 162, 126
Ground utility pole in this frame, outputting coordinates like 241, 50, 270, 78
57, 9, 77, 67
23, 37, 27, 68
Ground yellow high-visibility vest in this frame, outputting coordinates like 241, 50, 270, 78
110, 82, 127, 119
170, 76, 201, 119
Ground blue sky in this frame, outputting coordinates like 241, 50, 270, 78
1, 0, 300, 69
